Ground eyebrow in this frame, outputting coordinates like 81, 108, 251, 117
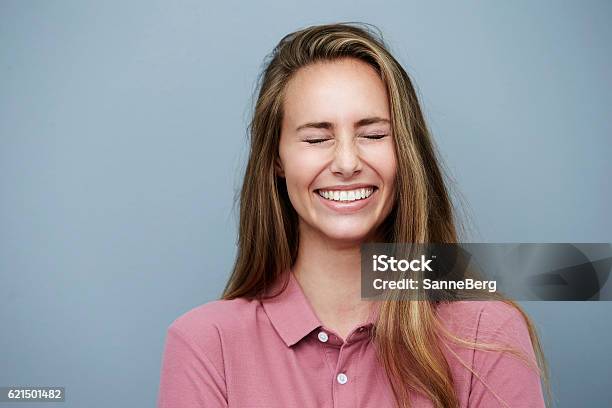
295, 116, 390, 132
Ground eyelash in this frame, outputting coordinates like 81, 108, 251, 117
304, 134, 388, 144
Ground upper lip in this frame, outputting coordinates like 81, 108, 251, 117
315, 183, 378, 191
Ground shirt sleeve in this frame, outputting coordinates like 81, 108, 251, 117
467, 302, 546, 408
157, 325, 228, 408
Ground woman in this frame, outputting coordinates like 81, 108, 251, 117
158, 22, 549, 408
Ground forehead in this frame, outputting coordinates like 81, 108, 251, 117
282, 58, 390, 127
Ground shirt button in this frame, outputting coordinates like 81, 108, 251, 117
336, 373, 348, 384
317, 331, 329, 343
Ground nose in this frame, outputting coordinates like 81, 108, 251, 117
330, 135, 362, 178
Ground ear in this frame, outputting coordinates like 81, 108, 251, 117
274, 156, 285, 178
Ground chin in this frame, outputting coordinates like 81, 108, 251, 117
318, 225, 372, 244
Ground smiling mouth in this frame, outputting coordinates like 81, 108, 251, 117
315, 187, 378, 203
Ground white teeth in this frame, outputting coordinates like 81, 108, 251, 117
317, 187, 375, 202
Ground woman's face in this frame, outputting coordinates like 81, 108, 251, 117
277, 58, 397, 244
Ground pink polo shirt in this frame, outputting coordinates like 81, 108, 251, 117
157, 270, 545, 407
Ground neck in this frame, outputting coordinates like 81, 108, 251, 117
292, 222, 374, 340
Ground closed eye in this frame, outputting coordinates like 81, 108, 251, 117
304, 138, 332, 144
303, 134, 387, 144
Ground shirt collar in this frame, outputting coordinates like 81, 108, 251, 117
260, 270, 379, 347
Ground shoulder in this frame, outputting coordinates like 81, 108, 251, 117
159, 299, 259, 406
168, 297, 259, 344
164, 297, 261, 368
435, 300, 532, 345
436, 301, 544, 405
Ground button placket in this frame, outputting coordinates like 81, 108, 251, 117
313, 328, 341, 385
332, 340, 359, 407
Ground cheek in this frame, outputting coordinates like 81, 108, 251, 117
364, 142, 397, 185
282, 149, 322, 199
383, 152, 398, 186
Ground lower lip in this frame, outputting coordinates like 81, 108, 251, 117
315, 189, 377, 214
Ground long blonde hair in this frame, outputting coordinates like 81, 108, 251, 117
222, 22, 550, 408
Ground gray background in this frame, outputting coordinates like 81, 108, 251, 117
1, 1, 610, 407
